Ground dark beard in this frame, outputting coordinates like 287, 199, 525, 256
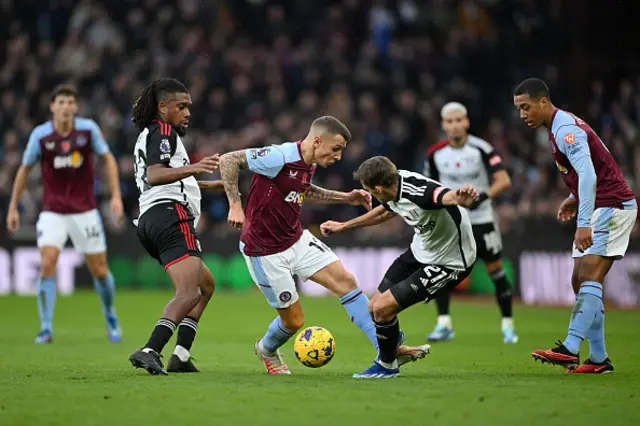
174, 125, 187, 137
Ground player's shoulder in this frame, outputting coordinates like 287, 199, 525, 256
74, 117, 99, 131
426, 140, 450, 157
466, 135, 494, 154
253, 141, 302, 164
30, 121, 54, 139
552, 110, 587, 141
399, 169, 437, 188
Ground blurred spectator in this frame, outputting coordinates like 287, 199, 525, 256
0, 0, 638, 242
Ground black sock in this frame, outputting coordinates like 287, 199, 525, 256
145, 318, 177, 353
375, 317, 400, 364
435, 290, 451, 315
491, 269, 513, 318
176, 316, 198, 351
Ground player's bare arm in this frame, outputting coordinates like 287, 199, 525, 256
101, 152, 124, 222
147, 154, 219, 186
488, 170, 511, 198
306, 185, 372, 210
219, 150, 249, 229
320, 205, 396, 236
197, 180, 226, 192
6, 164, 34, 233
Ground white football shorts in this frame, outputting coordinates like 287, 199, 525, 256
572, 200, 638, 260
241, 230, 339, 308
36, 209, 107, 255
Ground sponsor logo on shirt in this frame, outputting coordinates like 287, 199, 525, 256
284, 190, 306, 204
564, 133, 575, 144
45, 141, 55, 150
54, 151, 84, 169
61, 141, 71, 152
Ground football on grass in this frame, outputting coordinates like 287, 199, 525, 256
293, 326, 336, 368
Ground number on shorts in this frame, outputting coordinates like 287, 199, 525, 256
85, 225, 101, 240
423, 265, 448, 284
483, 230, 501, 255
309, 238, 329, 253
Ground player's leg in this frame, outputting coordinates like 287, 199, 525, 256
168, 264, 216, 372
485, 258, 518, 343
426, 291, 455, 342
67, 210, 121, 342
34, 212, 68, 343
533, 207, 636, 372
129, 203, 204, 375
242, 247, 301, 374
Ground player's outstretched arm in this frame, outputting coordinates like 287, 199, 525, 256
147, 155, 219, 186
320, 205, 395, 236
197, 180, 226, 192
307, 185, 372, 210
6, 165, 33, 233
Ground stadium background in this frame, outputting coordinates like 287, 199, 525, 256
1, 0, 639, 307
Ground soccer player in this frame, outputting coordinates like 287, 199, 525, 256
128, 78, 223, 375
6, 85, 123, 344
424, 102, 518, 344
219, 116, 431, 375
320, 156, 478, 378
514, 78, 637, 374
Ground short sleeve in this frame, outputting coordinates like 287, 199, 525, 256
146, 127, 177, 166
402, 178, 451, 210
22, 129, 43, 166
555, 125, 590, 164
246, 146, 287, 178
88, 119, 110, 156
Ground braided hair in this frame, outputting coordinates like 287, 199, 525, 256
131, 78, 189, 131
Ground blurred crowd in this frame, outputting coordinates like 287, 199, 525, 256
0, 0, 638, 242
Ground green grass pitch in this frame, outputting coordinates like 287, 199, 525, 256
0, 291, 639, 426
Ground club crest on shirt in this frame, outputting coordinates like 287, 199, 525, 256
76, 135, 88, 147
160, 138, 171, 154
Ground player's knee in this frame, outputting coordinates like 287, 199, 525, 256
90, 264, 109, 280
372, 299, 395, 323
199, 267, 216, 297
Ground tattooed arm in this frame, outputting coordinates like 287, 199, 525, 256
306, 185, 373, 210
219, 150, 248, 205
305, 185, 350, 204
219, 150, 249, 229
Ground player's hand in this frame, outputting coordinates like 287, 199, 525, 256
469, 192, 489, 210
6, 207, 19, 234
227, 203, 245, 230
557, 196, 578, 222
111, 196, 124, 224
191, 154, 220, 174
320, 220, 346, 237
574, 227, 593, 253
347, 189, 372, 211
455, 185, 479, 208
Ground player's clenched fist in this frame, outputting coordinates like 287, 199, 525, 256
574, 227, 593, 253
320, 221, 346, 237
227, 203, 245, 230
6, 207, 19, 234
192, 154, 220, 174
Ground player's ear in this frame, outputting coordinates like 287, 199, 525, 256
158, 100, 168, 116
313, 136, 322, 147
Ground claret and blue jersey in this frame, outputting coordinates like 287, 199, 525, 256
22, 117, 110, 214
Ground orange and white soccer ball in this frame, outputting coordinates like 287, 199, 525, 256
293, 326, 336, 368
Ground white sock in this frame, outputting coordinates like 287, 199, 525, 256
258, 339, 272, 355
437, 315, 452, 329
377, 359, 398, 369
501, 317, 514, 330
142, 347, 155, 354
174, 345, 191, 362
